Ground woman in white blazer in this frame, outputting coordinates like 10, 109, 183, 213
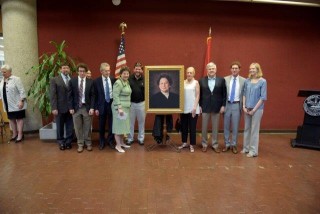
0, 65, 27, 143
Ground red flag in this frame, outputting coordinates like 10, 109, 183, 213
203, 33, 212, 77
115, 34, 127, 78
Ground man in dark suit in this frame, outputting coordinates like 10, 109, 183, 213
50, 63, 74, 151
94, 62, 116, 150
68, 63, 95, 153
199, 62, 227, 153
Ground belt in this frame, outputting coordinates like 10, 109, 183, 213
228, 101, 240, 104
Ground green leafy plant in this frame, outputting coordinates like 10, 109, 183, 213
26, 40, 76, 119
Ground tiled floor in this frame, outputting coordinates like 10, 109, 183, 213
0, 132, 319, 213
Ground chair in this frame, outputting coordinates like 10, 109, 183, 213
0, 111, 9, 143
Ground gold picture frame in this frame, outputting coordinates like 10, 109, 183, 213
145, 65, 184, 113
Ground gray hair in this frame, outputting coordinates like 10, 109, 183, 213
100, 62, 110, 71
1, 64, 12, 72
206, 62, 216, 70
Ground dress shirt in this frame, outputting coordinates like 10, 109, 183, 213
208, 76, 216, 92
61, 73, 70, 85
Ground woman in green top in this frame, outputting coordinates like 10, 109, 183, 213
112, 66, 132, 153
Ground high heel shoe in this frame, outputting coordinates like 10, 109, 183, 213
10, 135, 18, 141
15, 134, 24, 143
115, 145, 125, 153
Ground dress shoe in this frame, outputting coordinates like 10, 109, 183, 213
246, 152, 257, 158
86, 145, 93, 151
115, 145, 125, 153
222, 146, 230, 152
202, 146, 207, 152
77, 146, 84, 153
212, 147, 221, 153
138, 140, 144, 145
15, 134, 24, 143
108, 141, 115, 149
59, 144, 65, 150
99, 143, 105, 150
232, 146, 238, 154
66, 144, 72, 149
240, 149, 249, 154
10, 135, 18, 141
126, 140, 133, 145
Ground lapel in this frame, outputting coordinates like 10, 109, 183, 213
58, 75, 68, 89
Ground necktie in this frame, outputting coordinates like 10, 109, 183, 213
230, 77, 236, 102
105, 78, 110, 102
79, 78, 84, 107
64, 75, 69, 86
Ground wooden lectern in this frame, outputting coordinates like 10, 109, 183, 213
291, 90, 320, 149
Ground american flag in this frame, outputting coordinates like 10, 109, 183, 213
115, 34, 127, 78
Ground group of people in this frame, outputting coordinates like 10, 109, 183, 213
0, 60, 267, 158
49, 62, 140, 153
178, 61, 267, 158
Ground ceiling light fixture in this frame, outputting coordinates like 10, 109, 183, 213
112, 0, 121, 6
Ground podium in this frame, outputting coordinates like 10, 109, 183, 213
291, 90, 320, 149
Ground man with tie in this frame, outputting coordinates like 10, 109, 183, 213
223, 61, 246, 154
50, 62, 74, 151
68, 63, 95, 153
199, 62, 227, 153
94, 62, 116, 150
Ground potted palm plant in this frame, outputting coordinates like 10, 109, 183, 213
26, 40, 76, 139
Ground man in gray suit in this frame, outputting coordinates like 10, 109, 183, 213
223, 61, 246, 154
50, 63, 74, 151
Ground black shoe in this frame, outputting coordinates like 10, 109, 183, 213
99, 143, 105, 150
154, 137, 162, 144
10, 135, 18, 141
108, 141, 115, 149
66, 144, 72, 149
138, 140, 144, 145
15, 135, 24, 143
59, 144, 65, 150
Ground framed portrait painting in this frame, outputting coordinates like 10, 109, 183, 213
145, 65, 184, 114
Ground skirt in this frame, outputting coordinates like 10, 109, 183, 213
7, 110, 26, 120
112, 107, 130, 135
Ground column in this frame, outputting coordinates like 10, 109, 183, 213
1, 0, 42, 131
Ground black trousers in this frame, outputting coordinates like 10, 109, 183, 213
152, 115, 173, 139
98, 100, 114, 145
180, 113, 198, 145
56, 111, 74, 146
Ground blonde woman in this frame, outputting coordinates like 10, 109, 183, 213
242, 63, 267, 157
178, 67, 200, 152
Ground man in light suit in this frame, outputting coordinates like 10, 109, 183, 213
94, 62, 116, 150
50, 63, 73, 151
68, 63, 95, 153
223, 61, 246, 154
199, 62, 227, 153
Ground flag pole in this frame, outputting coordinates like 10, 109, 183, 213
115, 22, 128, 78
